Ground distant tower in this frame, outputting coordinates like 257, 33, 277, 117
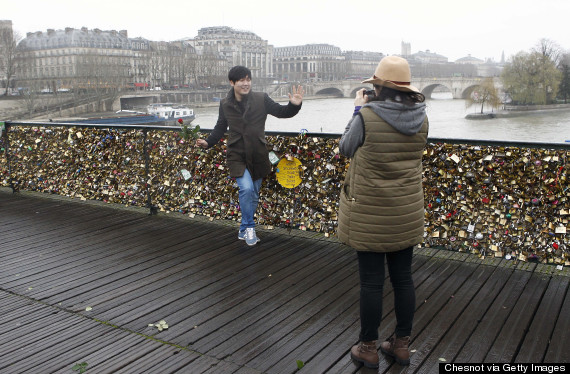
401, 41, 411, 57
501, 50, 505, 64
0, 20, 13, 40
0, 20, 14, 84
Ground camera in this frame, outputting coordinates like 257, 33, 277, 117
363, 89, 375, 100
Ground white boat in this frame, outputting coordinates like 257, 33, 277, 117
146, 103, 196, 125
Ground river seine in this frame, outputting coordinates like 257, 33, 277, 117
193, 93, 570, 145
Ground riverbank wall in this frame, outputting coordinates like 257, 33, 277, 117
466, 103, 570, 120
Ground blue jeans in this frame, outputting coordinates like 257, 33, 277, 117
357, 247, 415, 341
235, 169, 262, 231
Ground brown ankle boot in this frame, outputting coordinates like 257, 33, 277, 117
380, 336, 410, 366
350, 341, 379, 369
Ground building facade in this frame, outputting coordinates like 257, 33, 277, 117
193, 26, 273, 80
16, 27, 150, 93
273, 44, 345, 82
343, 50, 385, 79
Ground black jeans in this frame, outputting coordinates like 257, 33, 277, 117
357, 247, 415, 341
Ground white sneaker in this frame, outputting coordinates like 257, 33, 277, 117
244, 227, 260, 246
238, 230, 246, 240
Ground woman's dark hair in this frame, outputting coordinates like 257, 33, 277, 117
228, 66, 251, 83
372, 85, 425, 104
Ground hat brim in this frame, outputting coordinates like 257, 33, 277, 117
361, 77, 421, 94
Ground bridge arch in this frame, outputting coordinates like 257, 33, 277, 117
349, 86, 369, 97
314, 87, 344, 97
420, 83, 453, 99
460, 84, 480, 99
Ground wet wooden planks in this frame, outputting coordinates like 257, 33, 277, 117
0, 291, 205, 374
1, 189, 569, 373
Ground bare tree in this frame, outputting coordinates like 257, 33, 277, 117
466, 77, 502, 113
558, 53, 570, 103
11, 48, 43, 117
20, 80, 43, 118
147, 43, 166, 89
533, 38, 564, 103
198, 47, 227, 88
533, 38, 562, 67
1, 30, 20, 95
75, 52, 129, 111
183, 52, 200, 88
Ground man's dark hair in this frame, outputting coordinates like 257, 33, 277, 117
372, 85, 425, 104
228, 66, 251, 83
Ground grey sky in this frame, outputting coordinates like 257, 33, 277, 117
4, 0, 569, 62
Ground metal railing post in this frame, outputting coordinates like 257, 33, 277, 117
1, 123, 17, 193
142, 129, 157, 215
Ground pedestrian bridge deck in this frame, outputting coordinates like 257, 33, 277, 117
0, 189, 568, 374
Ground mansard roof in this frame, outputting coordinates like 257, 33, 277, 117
196, 26, 263, 41
18, 27, 149, 50
455, 54, 485, 63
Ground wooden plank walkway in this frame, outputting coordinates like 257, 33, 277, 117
0, 188, 568, 374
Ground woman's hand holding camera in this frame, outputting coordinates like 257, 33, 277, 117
355, 88, 369, 106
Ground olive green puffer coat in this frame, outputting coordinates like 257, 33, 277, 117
337, 107, 429, 252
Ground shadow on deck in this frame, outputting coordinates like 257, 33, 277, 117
0, 188, 568, 374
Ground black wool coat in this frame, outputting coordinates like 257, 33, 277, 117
206, 89, 301, 180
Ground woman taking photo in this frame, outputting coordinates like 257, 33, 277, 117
338, 55, 429, 368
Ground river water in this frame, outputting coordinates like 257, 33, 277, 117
193, 93, 570, 145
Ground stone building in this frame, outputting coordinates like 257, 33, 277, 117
273, 44, 345, 82
192, 26, 273, 80
15, 27, 150, 93
454, 54, 502, 77
343, 50, 385, 80
410, 50, 448, 64
455, 54, 485, 65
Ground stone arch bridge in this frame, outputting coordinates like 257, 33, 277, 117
111, 77, 500, 112
304, 77, 501, 99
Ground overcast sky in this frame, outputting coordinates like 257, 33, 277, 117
4, 0, 569, 62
